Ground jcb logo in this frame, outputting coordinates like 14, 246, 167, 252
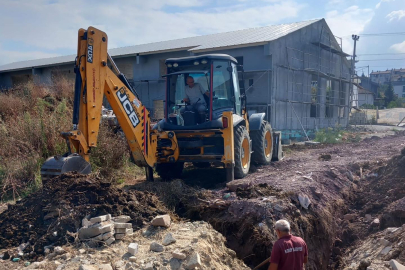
87, 38, 93, 63
117, 88, 139, 128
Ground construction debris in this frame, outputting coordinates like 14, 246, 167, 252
79, 214, 133, 245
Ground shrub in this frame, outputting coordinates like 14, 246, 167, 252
0, 79, 143, 199
314, 127, 344, 144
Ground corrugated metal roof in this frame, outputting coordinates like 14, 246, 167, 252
0, 19, 320, 73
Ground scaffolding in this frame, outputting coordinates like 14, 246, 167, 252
271, 24, 352, 139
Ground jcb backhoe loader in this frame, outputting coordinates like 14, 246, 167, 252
41, 27, 282, 182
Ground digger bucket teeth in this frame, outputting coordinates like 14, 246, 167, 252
41, 153, 91, 180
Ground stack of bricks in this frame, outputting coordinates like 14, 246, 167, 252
78, 214, 115, 245
112, 215, 133, 240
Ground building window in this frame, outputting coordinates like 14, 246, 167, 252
310, 77, 318, 118
325, 80, 333, 118
403, 85, 405, 92
403, 94, 405, 98
248, 79, 254, 87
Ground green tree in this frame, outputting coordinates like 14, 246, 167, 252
384, 82, 396, 107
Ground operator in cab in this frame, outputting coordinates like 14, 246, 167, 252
181, 76, 209, 122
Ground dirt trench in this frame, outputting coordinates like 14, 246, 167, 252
129, 133, 405, 270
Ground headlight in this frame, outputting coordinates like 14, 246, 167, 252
173, 63, 178, 67
167, 63, 172, 67
194, 61, 199, 65
201, 59, 207, 64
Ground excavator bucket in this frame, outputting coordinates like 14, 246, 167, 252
40, 153, 91, 180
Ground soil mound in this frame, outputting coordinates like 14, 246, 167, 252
0, 173, 170, 260
357, 147, 405, 227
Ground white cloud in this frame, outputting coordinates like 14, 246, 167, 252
386, 10, 405, 21
0, 0, 304, 65
325, 6, 374, 53
390, 40, 405, 52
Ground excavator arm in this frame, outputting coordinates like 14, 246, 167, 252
41, 27, 179, 179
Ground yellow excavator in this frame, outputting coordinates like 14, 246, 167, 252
41, 27, 282, 182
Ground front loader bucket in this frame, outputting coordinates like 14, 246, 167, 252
41, 153, 91, 180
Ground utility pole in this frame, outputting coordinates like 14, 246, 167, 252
350, 35, 360, 109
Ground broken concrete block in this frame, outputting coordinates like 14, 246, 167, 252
380, 246, 392, 255
298, 193, 311, 209
82, 218, 92, 227
54, 246, 66, 255
128, 243, 139, 256
150, 242, 164, 252
79, 223, 114, 239
115, 233, 126, 240
113, 215, 131, 223
105, 237, 115, 246
144, 262, 154, 270
162, 233, 176, 246
114, 223, 132, 229
129, 256, 137, 262
98, 264, 113, 270
151, 215, 171, 227
390, 259, 405, 270
89, 214, 111, 224
185, 252, 202, 269
172, 249, 187, 260
79, 265, 98, 270
102, 231, 114, 240
371, 218, 380, 227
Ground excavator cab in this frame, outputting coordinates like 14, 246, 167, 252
161, 54, 244, 129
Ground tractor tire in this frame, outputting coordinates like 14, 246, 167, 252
192, 162, 211, 168
234, 125, 251, 179
251, 121, 273, 165
156, 162, 184, 181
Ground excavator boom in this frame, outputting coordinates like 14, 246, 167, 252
41, 27, 178, 179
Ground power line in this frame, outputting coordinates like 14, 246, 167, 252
343, 32, 405, 37
358, 53, 405, 56
358, 58, 405, 61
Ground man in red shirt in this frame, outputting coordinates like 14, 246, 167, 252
268, 219, 308, 270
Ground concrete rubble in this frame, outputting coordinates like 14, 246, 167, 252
78, 214, 132, 245
151, 214, 171, 227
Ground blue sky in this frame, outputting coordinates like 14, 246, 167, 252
0, 0, 404, 73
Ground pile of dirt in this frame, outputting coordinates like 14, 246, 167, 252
0, 174, 171, 260
334, 147, 405, 268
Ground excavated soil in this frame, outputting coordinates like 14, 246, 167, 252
1, 132, 404, 269
0, 174, 172, 260
335, 147, 405, 268
130, 132, 405, 270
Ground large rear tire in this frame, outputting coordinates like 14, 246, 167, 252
234, 125, 251, 179
251, 121, 273, 165
156, 162, 184, 180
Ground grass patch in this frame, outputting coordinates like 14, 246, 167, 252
314, 127, 344, 144
0, 79, 144, 200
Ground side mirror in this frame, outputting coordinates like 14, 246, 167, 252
227, 66, 233, 72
